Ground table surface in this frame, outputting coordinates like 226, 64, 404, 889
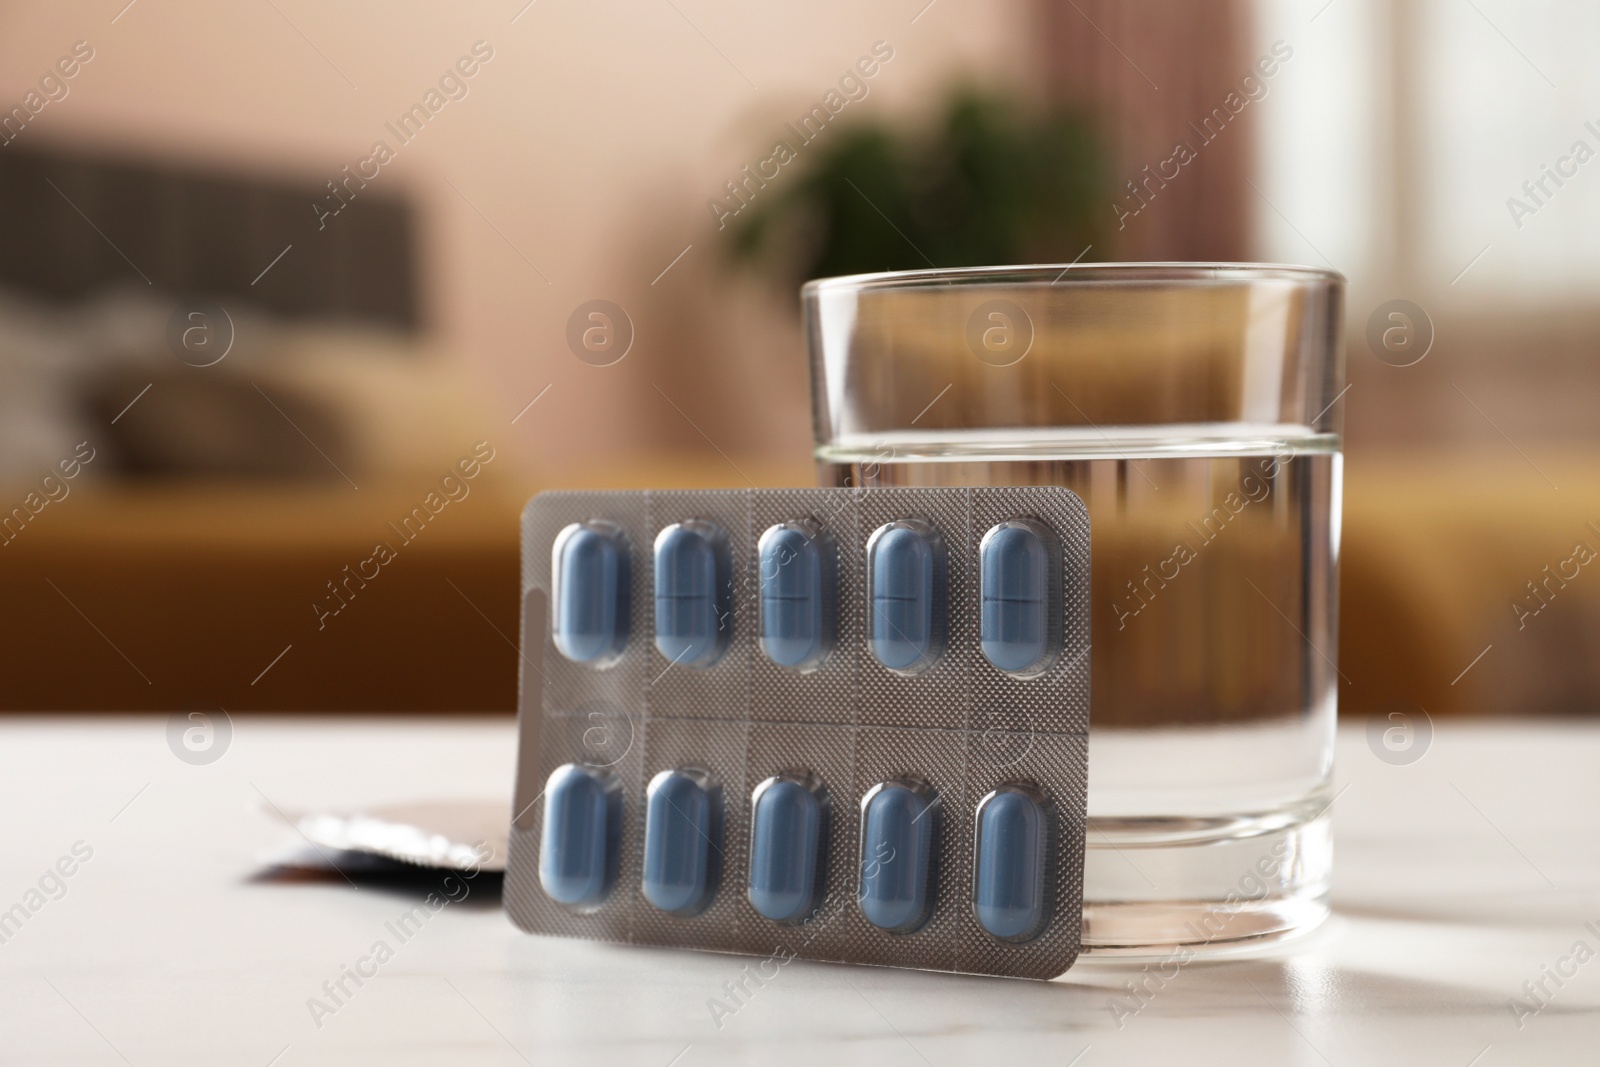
1, 715, 1593, 1065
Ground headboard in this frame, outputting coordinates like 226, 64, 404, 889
0, 143, 420, 330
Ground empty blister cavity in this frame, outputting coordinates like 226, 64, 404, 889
857, 780, 939, 934
972, 783, 1052, 942
747, 774, 828, 924
654, 520, 731, 668
758, 521, 835, 670
551, 522, 630, 665
979, 519, 1060, 677
642, 769, 721, 916
539, 763, 622, 910
866, 519, 946, 674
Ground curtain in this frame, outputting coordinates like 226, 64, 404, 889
1037, 0, 1257, 261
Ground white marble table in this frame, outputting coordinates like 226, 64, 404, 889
0, 715, 1591, 1065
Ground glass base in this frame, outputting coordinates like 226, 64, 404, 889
1078, 803, 1332, 959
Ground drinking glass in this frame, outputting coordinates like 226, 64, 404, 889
804, 263, 1344, 956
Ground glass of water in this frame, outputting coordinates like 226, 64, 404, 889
804, 263, 1344, 956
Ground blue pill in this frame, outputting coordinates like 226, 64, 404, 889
759, 524, 831, 669
972, 785, 1050, 941
654, 522, 730, 667
980, 521, 1054, 675
857, 781, 938, 934
539, 763, 620, 909
747, 776, 827, 924
551, 523, 630, 664
642, 770, 719, 916
868, 521, 943, 673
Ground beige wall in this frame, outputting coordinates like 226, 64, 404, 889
0, 0, 1032, 473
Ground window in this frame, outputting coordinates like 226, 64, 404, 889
1253, 0, 1600, 303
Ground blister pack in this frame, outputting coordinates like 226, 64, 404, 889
504, 487, 1090, 979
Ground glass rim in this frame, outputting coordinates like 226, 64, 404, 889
801, 261, 1345, 296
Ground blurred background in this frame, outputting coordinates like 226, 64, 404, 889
0, 0, 1594, 716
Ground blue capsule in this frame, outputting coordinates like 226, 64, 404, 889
539, 763, 621, 909
654, 521, 730, 667
551, 522, 630, 665
972, 785, 1050, 942
747, 775, 828, 924
857, 781, 938, 934
867, 520, 944, 673
642, 769, 720, 916
758, 523, 832, 669
980, 521, 1056, 676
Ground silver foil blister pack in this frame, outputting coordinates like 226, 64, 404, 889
504, 487, 1090, 979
